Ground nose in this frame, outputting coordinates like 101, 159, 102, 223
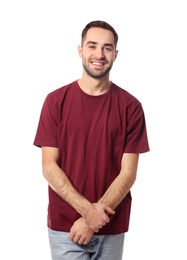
95, 47, 105, 58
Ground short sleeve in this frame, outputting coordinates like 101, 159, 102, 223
124, 102, 149, 153
33, 94, 58, 148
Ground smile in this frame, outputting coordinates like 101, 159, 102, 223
91, 62, 105, 66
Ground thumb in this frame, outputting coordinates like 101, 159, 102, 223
105, 205, 115, 215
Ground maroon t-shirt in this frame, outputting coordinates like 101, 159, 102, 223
34, 80, 149, 234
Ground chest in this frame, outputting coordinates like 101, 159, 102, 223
59, 94, 126, 138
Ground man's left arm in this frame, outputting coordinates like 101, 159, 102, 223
98, 153, 139, 209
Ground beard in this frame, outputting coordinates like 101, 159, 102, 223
82, 58, 113, 79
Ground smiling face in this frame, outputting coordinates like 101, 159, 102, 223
78, 27, 118, 79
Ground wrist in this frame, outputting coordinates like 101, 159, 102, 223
77, 200, 93, 219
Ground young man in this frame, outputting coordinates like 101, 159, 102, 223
34, 20, 149, 260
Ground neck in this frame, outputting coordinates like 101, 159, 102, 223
78, 74, 112, 96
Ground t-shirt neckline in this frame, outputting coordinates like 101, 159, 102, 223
75, 80, 113, 99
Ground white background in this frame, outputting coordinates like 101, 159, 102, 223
0, 0, 187, 259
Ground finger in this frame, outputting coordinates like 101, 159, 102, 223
83, 236, 92, 245
83, 240, 89, 245
102, 216, 110, 224
69, 231, 75, 241
105, 206, 115, 215
77, 237, 86, 245
73, 235, 81, 244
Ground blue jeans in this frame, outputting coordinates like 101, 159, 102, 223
48, 228, 125, 260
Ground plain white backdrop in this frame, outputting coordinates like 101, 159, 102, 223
0, 0, 187, 259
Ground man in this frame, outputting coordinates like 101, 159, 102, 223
34, 20, 149, 260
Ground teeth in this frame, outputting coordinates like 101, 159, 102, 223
92, 62, 102, 65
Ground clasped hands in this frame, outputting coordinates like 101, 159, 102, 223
69, 203, 115, 245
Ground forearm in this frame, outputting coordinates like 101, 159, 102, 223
98, 170, 136, 209
42, 161, 91, 216
98, 153, 139, 209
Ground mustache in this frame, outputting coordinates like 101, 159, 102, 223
89, 57, 109, 63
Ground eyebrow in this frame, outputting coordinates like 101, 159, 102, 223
86, 41, 114, 48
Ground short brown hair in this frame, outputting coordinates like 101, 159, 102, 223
81, 20, 118, 48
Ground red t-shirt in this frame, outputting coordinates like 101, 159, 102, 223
34, 80, 149, 234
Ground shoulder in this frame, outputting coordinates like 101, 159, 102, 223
47, 80, 77, 98
44, 80, 78, 106
111, 83, 142, 107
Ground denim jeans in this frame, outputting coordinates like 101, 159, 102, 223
48, 228, 125, 260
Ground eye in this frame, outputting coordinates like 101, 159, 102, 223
104, 47, 112, 52
88, 45, 96, 49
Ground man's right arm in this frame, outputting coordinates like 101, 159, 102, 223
41, 146, 115, 232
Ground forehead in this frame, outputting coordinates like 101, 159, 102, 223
84, 27, 115, 46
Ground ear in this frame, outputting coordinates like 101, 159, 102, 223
114, 50, 119, 60
78, 45, 82, 58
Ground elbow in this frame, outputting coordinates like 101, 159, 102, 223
130, 170, 137, 188
132, 171, 137, 184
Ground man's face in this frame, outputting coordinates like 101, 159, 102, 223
78, 28, 118, 79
